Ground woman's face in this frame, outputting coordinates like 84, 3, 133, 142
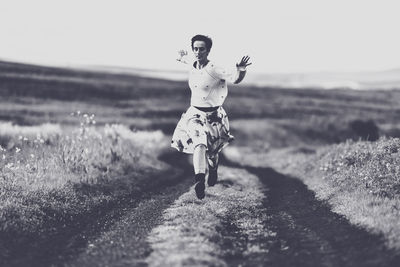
192, 41, 209, 61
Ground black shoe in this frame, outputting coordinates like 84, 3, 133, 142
194, 173, 205, 199
208, 166, 218, 186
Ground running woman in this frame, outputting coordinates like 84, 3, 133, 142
171, 34, 251, 199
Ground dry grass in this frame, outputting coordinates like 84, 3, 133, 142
0, 112, 168, 236
304, 138, 400, 249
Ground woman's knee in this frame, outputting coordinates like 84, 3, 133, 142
194, 144, 207, 152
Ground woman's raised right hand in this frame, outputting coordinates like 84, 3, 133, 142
177, 50, 188, 60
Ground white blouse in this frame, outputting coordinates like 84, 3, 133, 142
179, 56, 241, 107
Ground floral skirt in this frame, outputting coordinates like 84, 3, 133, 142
171, 106, 234, 157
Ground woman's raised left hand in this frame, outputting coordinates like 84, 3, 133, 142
236, 55, 252, 69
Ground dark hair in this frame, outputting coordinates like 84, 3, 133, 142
191, 35, 212, 51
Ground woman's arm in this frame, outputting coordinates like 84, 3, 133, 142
210, 56, 252, 84
233, 56, 252, 84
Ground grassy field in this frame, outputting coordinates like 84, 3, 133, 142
2, 60, 400, 139
1, 59, 400, 255
0, 114, 168, 251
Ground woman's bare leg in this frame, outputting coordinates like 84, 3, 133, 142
193, 144, 207, 199
193, 144, 207, 174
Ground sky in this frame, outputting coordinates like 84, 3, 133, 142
0, 0, 399, 73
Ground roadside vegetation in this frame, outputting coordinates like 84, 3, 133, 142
303, 137, 400, 249
0, 112, 167, 257
226, 136, 400, 250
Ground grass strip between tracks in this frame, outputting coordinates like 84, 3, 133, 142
145, 165, 270, 267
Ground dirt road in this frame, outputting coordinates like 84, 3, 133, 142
5, 151, 400, 267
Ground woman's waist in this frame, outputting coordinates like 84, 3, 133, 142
190, 97, 225, 111
192, 106, 220, 112
185, 105, 228, 119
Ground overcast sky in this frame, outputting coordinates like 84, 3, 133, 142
0, 0, 399, 73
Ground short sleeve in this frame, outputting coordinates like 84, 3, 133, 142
207, 63, 237, 83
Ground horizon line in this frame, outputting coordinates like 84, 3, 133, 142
1, 56, 400, 76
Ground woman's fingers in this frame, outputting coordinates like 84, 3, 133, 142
178, 50, 187, 56
238, 55, 251, 67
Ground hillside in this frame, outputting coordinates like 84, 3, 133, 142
1, 59, 400, 266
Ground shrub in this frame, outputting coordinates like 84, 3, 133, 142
317, 137, 400, 199
349, 119, 379, 141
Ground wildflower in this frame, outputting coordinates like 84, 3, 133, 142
77, 110, 81, 115
92, 120, 96, 125
15, 147, 21, 153
2, 154, 5, 160
5, 163, 13, 169
18, 135, 23, 140
0, 145, 4, 151
23, 137, 28, 141
30, 154, 35, 158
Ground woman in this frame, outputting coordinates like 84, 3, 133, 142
171, 34, 251, 199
